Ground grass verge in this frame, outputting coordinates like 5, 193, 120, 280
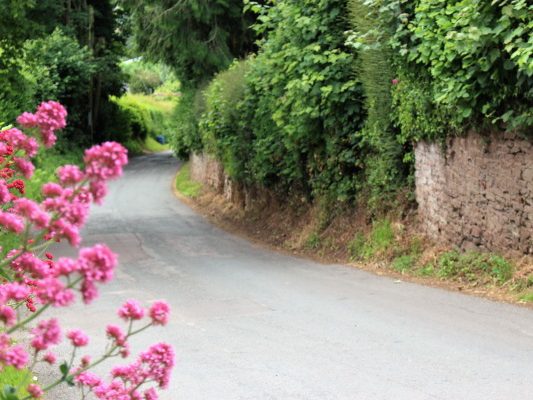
175, 162, 202, 198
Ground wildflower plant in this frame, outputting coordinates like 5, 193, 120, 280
0, 101, 174, 399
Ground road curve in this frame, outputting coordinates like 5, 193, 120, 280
47, 152, 533, 399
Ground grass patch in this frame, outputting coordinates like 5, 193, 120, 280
519, 292, 533, 303
392, 255, 416, 273
436, 251, 514, 284
144, 136, 169, 153
304, 232, 321, 250
349, 219, 394, 260
122, 93, 177, 114
417, 263, 435, 277
0, 367, 31, 397
175, 162, 202, 198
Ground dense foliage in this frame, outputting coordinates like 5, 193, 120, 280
402, 0, 532, 131
0, 0, 126, 146
176, 0, 367, 201
167, 0, 532, 209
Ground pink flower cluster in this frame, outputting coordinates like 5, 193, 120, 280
0, 334, 29, 369
77, 342, 174, 400
118, 300, 171, 327
0, 102, 174, 400
17, 100, 67, 147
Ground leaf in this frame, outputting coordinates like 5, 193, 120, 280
1, 385, 19, 400
59, 361, 69, 378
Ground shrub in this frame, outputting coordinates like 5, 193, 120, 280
239, 0, 366, 200
170, 88, 205, 159
199, 60, 250, 180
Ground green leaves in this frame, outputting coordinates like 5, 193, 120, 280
402, 0, 533, 130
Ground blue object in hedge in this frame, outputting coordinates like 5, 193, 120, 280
156, 135, 166, 144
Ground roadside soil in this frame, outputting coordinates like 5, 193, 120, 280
172, 172, 533, 308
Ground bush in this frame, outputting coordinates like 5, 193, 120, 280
239, 0, 366, 199
199, 60, 250, 180
170, 88, 205, 159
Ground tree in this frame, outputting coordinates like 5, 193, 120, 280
121, 0, 257, 86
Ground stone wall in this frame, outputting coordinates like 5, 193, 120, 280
415, 132, 533, 255
189, 152, 280, 211
189, 152, 247, 208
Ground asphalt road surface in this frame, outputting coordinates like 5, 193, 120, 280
45, 151, 533, 399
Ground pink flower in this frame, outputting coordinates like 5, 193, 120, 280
34, 278, 75, 307
42, 182, 63, 197
75, 371, 102, 388
55, 257, 78, 276
84, 142, 128, 181
36, 101, 67, 131
13, 198, 50, 229
119, 342, 130, 358
20, 137, 39, 157
4, 345, 29, 369
31, 318, 62, 351
392, 78, 399, 85
47, 219, 81, 247
17, 112, 38, 128
0, 211, 24, 233
80, 279, 98, 304
0, 282, 31, 303
149, 301, 170, 326
94, 380, 131, 399
26, 384, 43, 399
106, 324, 126, 346
57, 165, 85, 186
78, 244, 117, 283
67, 329, 89, 347
0, 305, 16, 326
118, 299, 145, 321
89, 180, 107, 205
43, 352, 56, 364
76, 244, 117, 303
0, 180, 10, 204
1, 128, 29, 149
81, 355, 91, 367
11, 252, 51, 278
144, 388, 158, 400
139, 343, 175, 388
13, 157, 35, 178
